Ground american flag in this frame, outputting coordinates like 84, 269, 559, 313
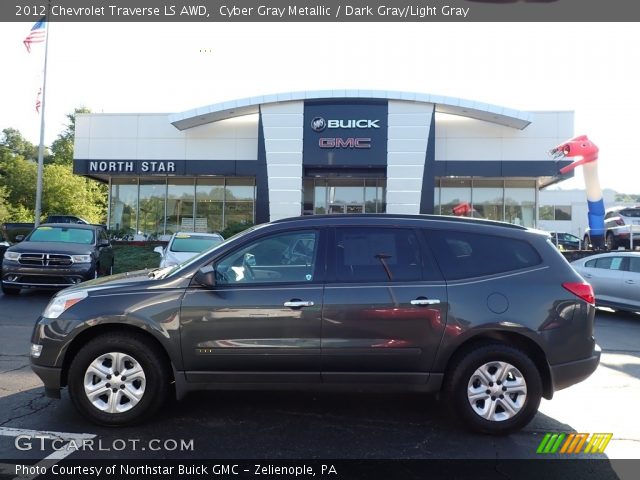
23, 18, 46, 53
35, 88, 42, 113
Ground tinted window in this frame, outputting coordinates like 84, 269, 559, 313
215, 230, 318, 284
629, 257, 640, 273
334, 228, 422, 283
585, 259, 597, 268
427, 230, 541, 280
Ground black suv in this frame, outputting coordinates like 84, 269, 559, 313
29, 215, 600, 434
1, 224, 114, 295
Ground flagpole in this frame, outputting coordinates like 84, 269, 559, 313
34, 8, 50, 227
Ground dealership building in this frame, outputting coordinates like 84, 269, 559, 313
73, 90, 574, 238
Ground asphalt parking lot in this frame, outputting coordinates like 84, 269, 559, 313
0, 289, 638, 479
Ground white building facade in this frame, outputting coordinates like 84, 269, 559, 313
73, 90, 575, 238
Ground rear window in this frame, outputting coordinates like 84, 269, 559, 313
426, 230, 541, 280
170, 234, 223, 253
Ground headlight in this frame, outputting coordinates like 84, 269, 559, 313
71, 254, 92, 264
4, 251, 20, 261
42, 291, 88, 319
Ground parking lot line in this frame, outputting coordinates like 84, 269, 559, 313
0, 427, 96, 480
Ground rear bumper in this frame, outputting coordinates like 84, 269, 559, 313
550, 344, 601, 392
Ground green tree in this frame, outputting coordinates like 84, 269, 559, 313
42, 164, 106, 224
50, 107, 91, 165
0, 108, 107, 224
0, 154, 37, 211
0, 128, 40, 161
0, 186, 11, 223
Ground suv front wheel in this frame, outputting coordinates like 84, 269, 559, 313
445, 344, 542, 435
68, 332, 170, 426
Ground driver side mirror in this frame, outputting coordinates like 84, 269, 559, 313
193, 265, 216, 288
154, 246, 165, 255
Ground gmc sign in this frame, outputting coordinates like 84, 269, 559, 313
319, 138, 371, 149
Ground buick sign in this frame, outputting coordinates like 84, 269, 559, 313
310, 117, 327, 132
311, 117, 380, 131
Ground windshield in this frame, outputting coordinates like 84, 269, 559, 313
170, 235, 223, 253
28, 226, 94, 244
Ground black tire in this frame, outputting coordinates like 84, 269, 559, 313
67, 332, 170, 426
444, 343, 542, 435
1, 283, 20, 295
583, 235, 591, 250
606, 232, 617, 251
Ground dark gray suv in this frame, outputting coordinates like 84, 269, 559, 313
30, 215, 600, 434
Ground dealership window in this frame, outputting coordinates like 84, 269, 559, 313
109, 178, 138, 236
138, 179, 167, 239
224, 178, 256, 228
166, 179, 195, 234
439, 178, 472, 216
196, 178, 225, 233
435, 178, 536, 226
473, 180, 504, 221
305, 178, 386, 215
505, 180, 536, 228
539, 204, 572, 221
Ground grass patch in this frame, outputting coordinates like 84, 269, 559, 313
113, 244, 161, 274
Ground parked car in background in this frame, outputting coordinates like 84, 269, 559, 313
154, 232, 224, 268
584, 206, 640, 250
1, 216, 90, 247
548, 232, 581, 250
1, 224, 114, 295
30, 215, 600, 434
571, 251, 640, 313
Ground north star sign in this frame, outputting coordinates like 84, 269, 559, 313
88, 161, 177, 173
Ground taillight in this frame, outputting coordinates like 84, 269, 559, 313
615, 217, 625, 226
562, 282, 595, 305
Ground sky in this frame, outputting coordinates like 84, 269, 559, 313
1, 21, 639, 193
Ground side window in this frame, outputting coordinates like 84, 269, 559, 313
595, 256, 625, 270
629, 257, 640, 274
215, 230, 318, 285
585, 259, 597, 268
334, 228, 422, 283
426, 230, 541, 280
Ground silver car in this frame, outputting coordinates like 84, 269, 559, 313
154, 232, 224, 268
571, 252, 640, 313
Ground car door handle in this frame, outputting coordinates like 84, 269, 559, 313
411, 299, 441, 306
625, 280, 635, 284
284, 300, 315, 308
583, 273, 592, 278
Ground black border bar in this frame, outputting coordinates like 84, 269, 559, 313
4, 1, 640, 22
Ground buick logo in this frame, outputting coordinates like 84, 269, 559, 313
310, 117, 326, 132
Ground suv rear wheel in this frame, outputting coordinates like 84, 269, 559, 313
445, 344, 542, 435
606, 232, 617, 251
68, 332, 170, 426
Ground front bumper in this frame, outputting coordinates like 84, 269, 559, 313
31, 362, 62, 398
550, 344, 601, 392
1, 261, 94, 289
